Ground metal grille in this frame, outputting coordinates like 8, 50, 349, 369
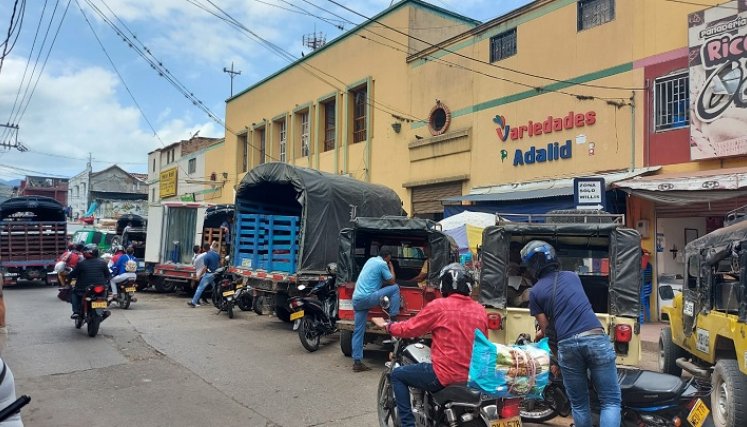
489, 29, 516, 62
654, 73, 689, 131
278, 119, 287, 162
352, 88, 367, 143
324, 101, 336, 152
300, 112, 310, 157
258, 129, 266, 165
578, 0, 615, 31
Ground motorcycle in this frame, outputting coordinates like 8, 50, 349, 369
288, 263, 338, 352
74, 284, 111, 337
516, 337, 714, 427
211, 267, 240, 318
112, 277, 138, 309
377, 297, 522, 427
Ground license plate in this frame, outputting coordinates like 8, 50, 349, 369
125, 287, 136, 293
290, 310, 304, 321
236, 284, 244, 289
490, 417, 521, 427
91, 301, 107, 309
222, 290, 235, 297
687, 398, 710, 427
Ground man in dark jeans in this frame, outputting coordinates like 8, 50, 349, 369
67, 244, 111, 318
522, 240, 621, 427
372, 263, 487, 427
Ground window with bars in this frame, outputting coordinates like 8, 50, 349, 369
239, 134, 248, 172
258, 129, 266, 165
654, 73, 689, 132
324, 100, 336, 152
300, 112, 310, 157
352, 87, 367, 143
489, 29, 517, 63
278, 119, 287, 162
188, 158, 196, 174
578, 0, 615, 31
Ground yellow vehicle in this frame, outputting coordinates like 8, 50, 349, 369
660, 219, 747, 427
479, 211, 642, 422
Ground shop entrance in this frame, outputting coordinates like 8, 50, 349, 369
411, 181, 462, 221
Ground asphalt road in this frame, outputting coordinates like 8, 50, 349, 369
1, 284, 659, 427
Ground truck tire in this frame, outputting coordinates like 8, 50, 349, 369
275, 293, 291, 322
658, 327, 684, 377
154, 278, 175, 293
253, 295, 264, 315
712, 359, 747, 427
340, 330, 353, 357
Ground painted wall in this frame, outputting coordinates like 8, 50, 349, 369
655, 216, 706, 276
148, 139, 225, 204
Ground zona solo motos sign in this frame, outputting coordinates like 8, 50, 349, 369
494, 111, 596, 167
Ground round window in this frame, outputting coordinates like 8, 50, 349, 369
428, 102, 451, 136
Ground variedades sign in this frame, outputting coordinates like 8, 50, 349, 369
689, 1, 747, 160
493, 111, 596, 167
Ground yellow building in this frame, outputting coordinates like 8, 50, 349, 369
207, 0, 747, 320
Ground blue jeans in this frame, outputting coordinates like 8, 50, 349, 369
71, 289, 84, 315
391, 363, 443, 427
352, 285, 400, 361
191, 273, 215, 306
557, 334, 621, 427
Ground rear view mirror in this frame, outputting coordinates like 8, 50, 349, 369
658, 285, 674, 300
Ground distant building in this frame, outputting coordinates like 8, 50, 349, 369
18, 176, 69, 205
69, 164, 147, 220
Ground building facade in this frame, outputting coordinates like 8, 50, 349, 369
18, 176, 68, 206
69, 164, 148, 219
205, 0, 744, 318
147, 136, 224, 204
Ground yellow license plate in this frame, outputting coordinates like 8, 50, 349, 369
125, 287, 136, 293
222, 290, 235, 297
91, 301, 107, 309
236, 284, 244, 289
290, 310, 304, 321
687, 398, 710, 427
490, 417, 521, 427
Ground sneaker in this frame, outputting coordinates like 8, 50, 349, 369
187, 302, 199, 308
71, 313, 80, 319
352, 361, 371, 372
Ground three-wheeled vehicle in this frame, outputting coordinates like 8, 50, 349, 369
479, 210, 642, 422
660, 218, 747, 427
336, 216, 460, 357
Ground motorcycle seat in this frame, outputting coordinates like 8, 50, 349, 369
432, 383, 483, 405
617, 368, 686, 405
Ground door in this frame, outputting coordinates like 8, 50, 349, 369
682, 253, 702, 337
411, 182, 462, 220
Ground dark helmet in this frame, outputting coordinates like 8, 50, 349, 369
126, 245, 134, 255
75, 242, 85, 252
82, 244, 99, 259
520, 240, 559, 278
438, 263, 474, 297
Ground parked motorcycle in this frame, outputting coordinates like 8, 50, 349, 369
376, 296, 522, 427
516, 337, 714, 427
74, 284, 111, 337
211, 267, 239, 318
112, 277, 138, 309
288, 263, 338, 352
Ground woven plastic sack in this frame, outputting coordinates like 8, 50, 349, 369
468, 329, 551, 399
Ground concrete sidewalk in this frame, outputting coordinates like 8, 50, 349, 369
640, 321, 666, 352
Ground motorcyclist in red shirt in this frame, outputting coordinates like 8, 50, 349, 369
372, 263, 488, 427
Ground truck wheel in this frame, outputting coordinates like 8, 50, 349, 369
658, 327, 684, 376
253, 295, 264, 315
154, 278, 175, 293
340, 330, 353, 357
712, 359, 747, 427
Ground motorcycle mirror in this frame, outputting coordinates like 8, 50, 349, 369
379, 295, 391, 312
298, 285, 307, 291
326, 262, 338, 275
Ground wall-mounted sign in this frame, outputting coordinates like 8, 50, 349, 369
494, 111, 596, 167
159, 168, 177, 199
573, 177, 605, 210
689, 2, 747, 160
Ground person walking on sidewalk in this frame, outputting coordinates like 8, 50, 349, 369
351, 246, 401, 372
522, 240, 621, 427
640, 249, 653, 324
188, 242, 220, 308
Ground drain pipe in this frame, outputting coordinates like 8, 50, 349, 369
630, 91, 636, 172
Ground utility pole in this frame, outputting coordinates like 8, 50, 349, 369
223, 62, 241, 97
0, 124, 27, 151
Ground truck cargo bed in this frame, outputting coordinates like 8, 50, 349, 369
0, 221, 66, 264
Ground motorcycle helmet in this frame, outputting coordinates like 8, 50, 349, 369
126, 245, 135, 255
82, 244, 99, 259
520, 240, 559, 279
438, 263, 474, 297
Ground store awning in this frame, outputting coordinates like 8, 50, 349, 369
613, 166, 747, 206
443, 167, 660, 203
